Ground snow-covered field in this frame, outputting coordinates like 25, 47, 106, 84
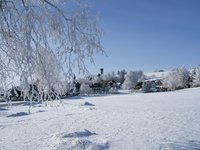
1, 88, 200, 150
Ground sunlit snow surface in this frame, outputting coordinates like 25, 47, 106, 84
1, 88, 200, 150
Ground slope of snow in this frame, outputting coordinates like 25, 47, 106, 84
145, 71, 170, 79
1, 88, 200, 150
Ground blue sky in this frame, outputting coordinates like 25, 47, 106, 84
84, 0, 200, 75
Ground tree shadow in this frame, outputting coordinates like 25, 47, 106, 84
63, 96, 84, 100
0, 107, 7, 111
7, 112, 29, 117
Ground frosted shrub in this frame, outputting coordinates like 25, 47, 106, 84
122, 70, 143, 90
165, 67, 190, 90
117, 70, 127, 85
193, 66, 200, 87
80, 83, 93, 95
109, 87, 118, 94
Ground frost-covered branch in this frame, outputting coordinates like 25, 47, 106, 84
0, 0, 104, 103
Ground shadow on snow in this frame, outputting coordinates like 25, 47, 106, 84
159, 139, 200, 150
7, 112, 29, 117
63, 129, 97, 138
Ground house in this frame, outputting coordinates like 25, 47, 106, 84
134, 79, 167, 92
90, 80, 116, 94
88, 68, 116, 93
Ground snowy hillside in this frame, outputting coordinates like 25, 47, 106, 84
145, 71, 171, 79
1, 88, 200, 150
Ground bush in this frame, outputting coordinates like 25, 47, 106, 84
192, 66, 200, 87
80, 83, 93, 95
122, 70, 143, 90
109, 87, 118, 94
165, 67, 190, 90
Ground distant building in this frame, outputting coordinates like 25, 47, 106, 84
134, 79, 168, 92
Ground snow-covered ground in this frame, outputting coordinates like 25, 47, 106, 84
1, 88, 200, 150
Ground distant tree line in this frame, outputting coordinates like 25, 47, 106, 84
77, 65, 200, 95
1, 66, 200, 102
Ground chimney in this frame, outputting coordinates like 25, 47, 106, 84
100, 68, 104, 75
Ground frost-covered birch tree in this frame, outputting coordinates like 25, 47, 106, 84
165, 67, 190, 90
122, 70, 143, 90
193, 66, 200, 86
0, 0, 103, 101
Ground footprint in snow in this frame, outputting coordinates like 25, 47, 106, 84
70, 139, 109, 150
56, 139, 110, 150
63, 129, 97, 138
37, 110, 47, 113
50, 130, 110, 150
82, 101, 95, 106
